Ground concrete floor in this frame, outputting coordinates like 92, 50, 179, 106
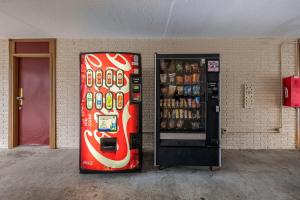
0, 148, 299, 200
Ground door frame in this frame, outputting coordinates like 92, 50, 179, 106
8, 39, 56, 148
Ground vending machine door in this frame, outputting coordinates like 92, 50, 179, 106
80, 52, 142, 172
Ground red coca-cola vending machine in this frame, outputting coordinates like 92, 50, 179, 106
80, 52, 142, 173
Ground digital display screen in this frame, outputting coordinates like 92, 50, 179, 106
98, 115, 117, 132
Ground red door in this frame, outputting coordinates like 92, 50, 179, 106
18, 58, 50, 145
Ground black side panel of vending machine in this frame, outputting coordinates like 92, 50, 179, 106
206, 59, 220, 147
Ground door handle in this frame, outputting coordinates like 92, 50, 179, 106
17, 88, 23, 109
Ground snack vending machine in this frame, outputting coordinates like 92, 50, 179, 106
80, 52, 142, 173
155, 54, 220, 170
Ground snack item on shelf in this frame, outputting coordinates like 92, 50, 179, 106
167, 98, 171, 108
184, 86, 192, 96
175, 61, 184, 73
169, 119, 175, 129
191, 121, 200, 129
185, 63, 192, 73
164, 109, 171, 119
192, 85, 201, 96
184, 74, 192, 84
188, 110, 192, 119
163, 99, 167, 107
184, 98, 188, 108
160, 74, 167, 84
184, 109, 188, 119
191, 98, 197, 108
160, 60, 169, 72
175, 99, 180, 108
176, 120, 184, 129
180, 98, 187, 108
180, 109, 184, 119
175, 109, 180, 119
171, 99, 176, 108
160, 120, 167, 129
192, 73, 200, 84
169, 73, 176, 84
195, 96, 201, 108
171, 109, 176, 119
177, 86, 184, 95
192, 110, 201, 119
160, 99, 163, 107
168, 85, 176, 97
161, 87, 168, 97
175, 75, 184, 85
191, 63, 199, 72
187, 98, 192, 108
169, 60, 176, 73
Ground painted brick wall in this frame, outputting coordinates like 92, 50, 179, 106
56, 38, 297, 149
0, 38, 297, 149
0, 40, 8, 148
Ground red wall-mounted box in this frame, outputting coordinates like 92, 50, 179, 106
283, 76, 300, 107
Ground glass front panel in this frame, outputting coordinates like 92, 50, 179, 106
159, 58, 206, 133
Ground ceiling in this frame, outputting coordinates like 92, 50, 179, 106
0, 0, 300, 38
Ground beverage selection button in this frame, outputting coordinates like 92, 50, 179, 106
95, 92, 103, 110
86, 69, 93, 88
116, 70, 124, 87
86, 92, 93, 110
105, 69, 113, 87
105, 92, 113, 110
95, 69, 103, 87
116, 92, 124, 110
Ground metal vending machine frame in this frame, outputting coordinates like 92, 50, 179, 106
154, 53, 221, 170
80, 52, 142, 173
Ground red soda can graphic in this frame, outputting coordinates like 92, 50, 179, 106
95, 92, 103, 110
86, 69, 93, 88
86, 92, 93, 110
105, 69, 113, 87
116, 92, 124, 110
105, 92, 113, 110
95, 69, 103, 87
116, 70, 124, 87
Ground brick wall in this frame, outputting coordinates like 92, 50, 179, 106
56, 38, 297, 149
0, 40, 8, 148
0, 38, 297, 149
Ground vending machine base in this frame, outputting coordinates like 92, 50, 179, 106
156, 146, 220, 170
